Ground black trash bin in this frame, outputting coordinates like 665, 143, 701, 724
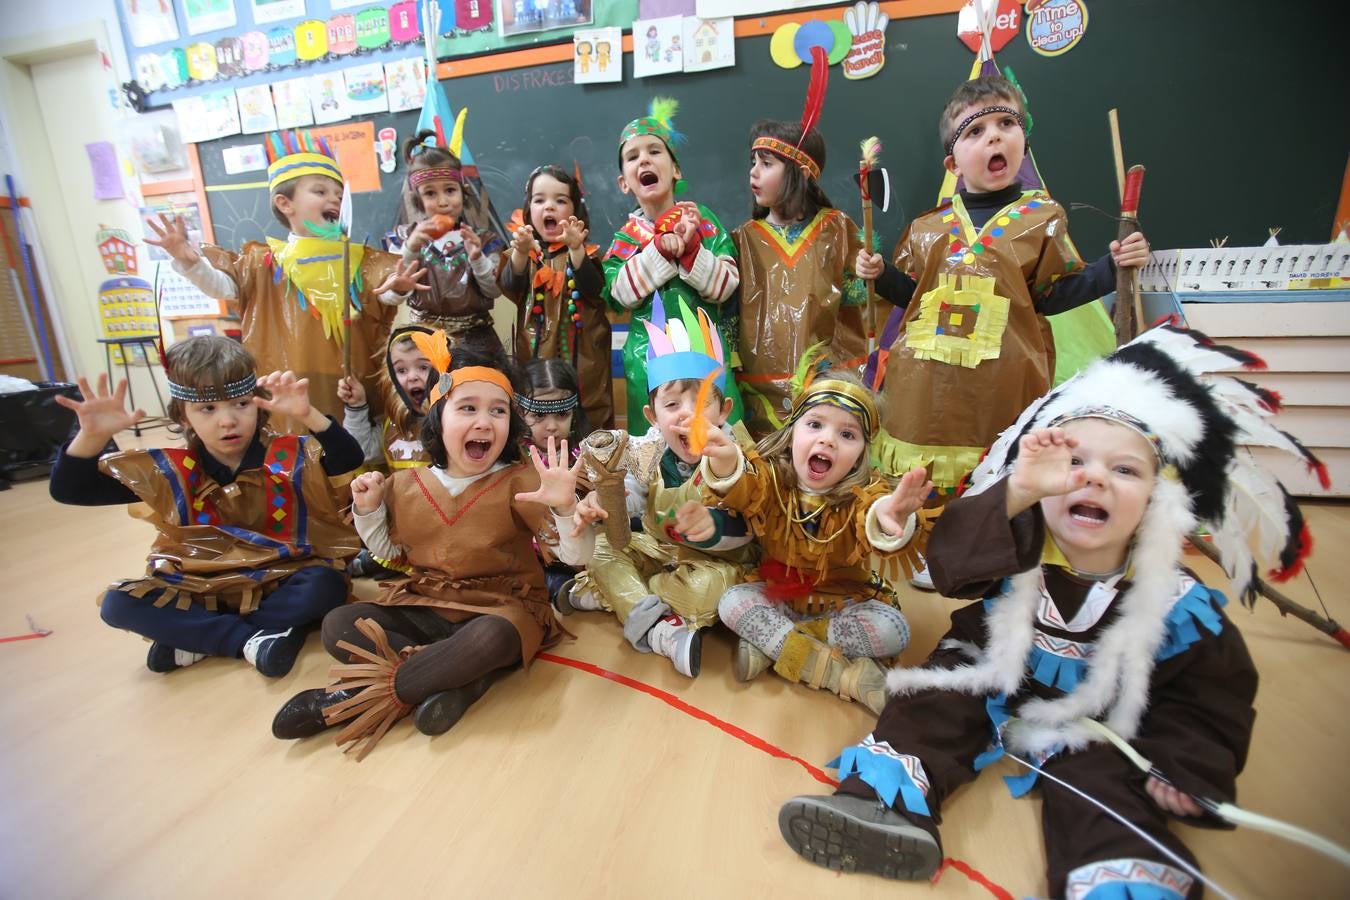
0, 381, 80, 482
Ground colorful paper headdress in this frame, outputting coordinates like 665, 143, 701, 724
265, 130, 342, 193
619, 97, 684, 166
409, 329, 515, 409
643, 293, 725, 393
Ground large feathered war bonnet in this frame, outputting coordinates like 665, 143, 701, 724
887, 322, 1328, 754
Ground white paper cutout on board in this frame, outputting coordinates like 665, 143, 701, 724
633, 16, 684, 78
343, 62, 389, 116
250, 0, 307, 26
236, 84, 279, 134
271, 77, 315, 129
682, 16, 734, 72
574, 27, 623, 84
123, 0, 179, 47
172, 91, 241, 144
222, 143, 268, 175
384, 58, 427, 113
309, 72, 351, 125
182, 0, 236, 36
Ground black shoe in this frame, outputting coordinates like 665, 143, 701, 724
348, 549, 401, 580
146, 642, 205, 673
243, 627, 307, 678
272, 686, 358, 739
777, 794, 941, 880
413, 673, 498, 736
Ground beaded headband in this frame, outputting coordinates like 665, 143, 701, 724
752, 136, 821, 181
1049, 407, 1164, 463
408, 166, 463, 190
167, 373, 257, 403
788, 378, 879, 441
944, 104, 1025, 157
516, 393, 579, 415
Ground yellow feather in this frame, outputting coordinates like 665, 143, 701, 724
860, 136, 882, 167
448, 108, 468, 159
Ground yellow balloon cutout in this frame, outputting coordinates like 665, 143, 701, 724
770, 23, 803, 69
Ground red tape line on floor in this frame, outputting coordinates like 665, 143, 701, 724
537, 651, 1015, 900
0, 632, 49, 644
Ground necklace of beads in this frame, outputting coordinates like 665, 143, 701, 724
529, 255, 583, 362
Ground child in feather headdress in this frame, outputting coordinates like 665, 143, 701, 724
778, 324, 1325, 898
699, 365, 932, 713
603, 97, 744, 433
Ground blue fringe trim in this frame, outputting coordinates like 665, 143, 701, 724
828, 741, 932, 817
974, 695, 1052, 798
1028, 640, 1088, 691
1081, 882, 1187, 900
1156, 584, 1226, 662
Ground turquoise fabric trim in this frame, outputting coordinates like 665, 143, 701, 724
1028, 638, 1088, 691
1081, 881, 1186, 900
1156, 584, 1226, 662
828, 742, 932, 817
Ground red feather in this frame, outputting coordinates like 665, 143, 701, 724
799, 46, 829, 143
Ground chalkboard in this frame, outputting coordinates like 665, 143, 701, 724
197, 0, 1350, 262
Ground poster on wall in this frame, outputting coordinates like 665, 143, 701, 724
310, 122, 382, 192
122, 0, 179, 47
250, 0, 308, 25
309, 71, 351, 124
500, 0, 592, 37
222, 143, 269, 174
1026, 0, 1088, 56
271, 76, 315, 129
633, 16, 683, 78
384, 58, 426, 112
574, 27, 622, 84
183, 0, 238, 36
236, 84, 280, 133
957, 0, 1020, 53
172, 90, 242, 143
682, 16, 734, 72
343, 62, 389, 116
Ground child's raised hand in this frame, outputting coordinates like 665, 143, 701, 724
657, 231, 685, 259
1110, 231, 1151, 269
351, 471, 387, 515
699, 425, 739, 480
405, 220, 436, 252
561, 215, 588, 250
460, 224, 483, 260
375, 257, 431, 296
55, 374, 145, 456
1006, 427, 1086, 515
144, 213, 198, 265
515, 436, 584, 514
337, 376, 367, 408
570, 490, 608, 537
673, 499, 716, 543
509, 224, 539, 271
855, 249, 884, 281
254, 370, 312, 420
876, 466, 933, 536
1145, 776, 1204, 818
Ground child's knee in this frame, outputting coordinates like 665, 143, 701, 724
833, 602, 910, 657
99, 590, 139, 630
717, 584, 759, 627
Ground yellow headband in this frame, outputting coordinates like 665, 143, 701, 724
788, 378, 879, 440
752, 136, 821, 181
268, 152, 343, 193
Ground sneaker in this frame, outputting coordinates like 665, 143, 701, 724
413, 672, 498, 736
778, 793, 941, 880
242, 627, 306, 678
554, 578, 603, 615
733, 637, 773, 682
146, 642, 205, 674
647, 614, 701, 677
909, 562, 936, 592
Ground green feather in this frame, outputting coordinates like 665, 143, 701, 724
1002, 65, 1033, 138
791, 341, 830, 396
305, 220, 345, 242
676, 298, 705, 355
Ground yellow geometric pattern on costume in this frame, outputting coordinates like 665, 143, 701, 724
871, 429, 987, 493
903, 273, 1010, 368
266, 236, 367, 345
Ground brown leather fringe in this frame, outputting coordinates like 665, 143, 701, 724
321, 617, 419, 761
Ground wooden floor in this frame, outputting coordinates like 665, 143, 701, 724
1, 441, 1347, 898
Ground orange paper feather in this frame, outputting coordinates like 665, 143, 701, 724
687, 366, 723, 457
410, 329, 452, 375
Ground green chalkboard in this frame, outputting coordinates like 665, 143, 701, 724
198, 0, 1350, 261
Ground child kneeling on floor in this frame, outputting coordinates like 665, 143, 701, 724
779, 325, 1321, 898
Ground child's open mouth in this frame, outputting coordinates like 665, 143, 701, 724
1070, 502, 1109, 525
323, 209, 339, 223
541, 214, 558, 232
988, 154, 1008, 175
639, 171, 660, 187
464, 440, 491, 461
408, 386, 426, 405
806, 453, 833, 478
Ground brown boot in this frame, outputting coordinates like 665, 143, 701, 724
773, 630, 888, 715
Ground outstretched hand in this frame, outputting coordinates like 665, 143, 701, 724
510, 224, 540, 271
254, 371, 323, 432
515, 436, 584, 514
143, 213, 198, 265
375, 258, 431, 296
55, 374, 145, 457
699, 425, 739, 481
875, 466, 932, 536
1006, 428, 1086, 516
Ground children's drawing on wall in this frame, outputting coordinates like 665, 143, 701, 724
455, 0, 495, 33
682, 16, 734, 72
271, 76, 314, 129
182, 0, 236, 35
384, 58, 427, 112
236, 84, 280, 134
249, 0, 307, 26
499, 0, 592, 37
122, 0, 179, 47
343, 62, 390, 115
309, 72, 349, 124
633, 15, 683, 77
573, 27, 622, 83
